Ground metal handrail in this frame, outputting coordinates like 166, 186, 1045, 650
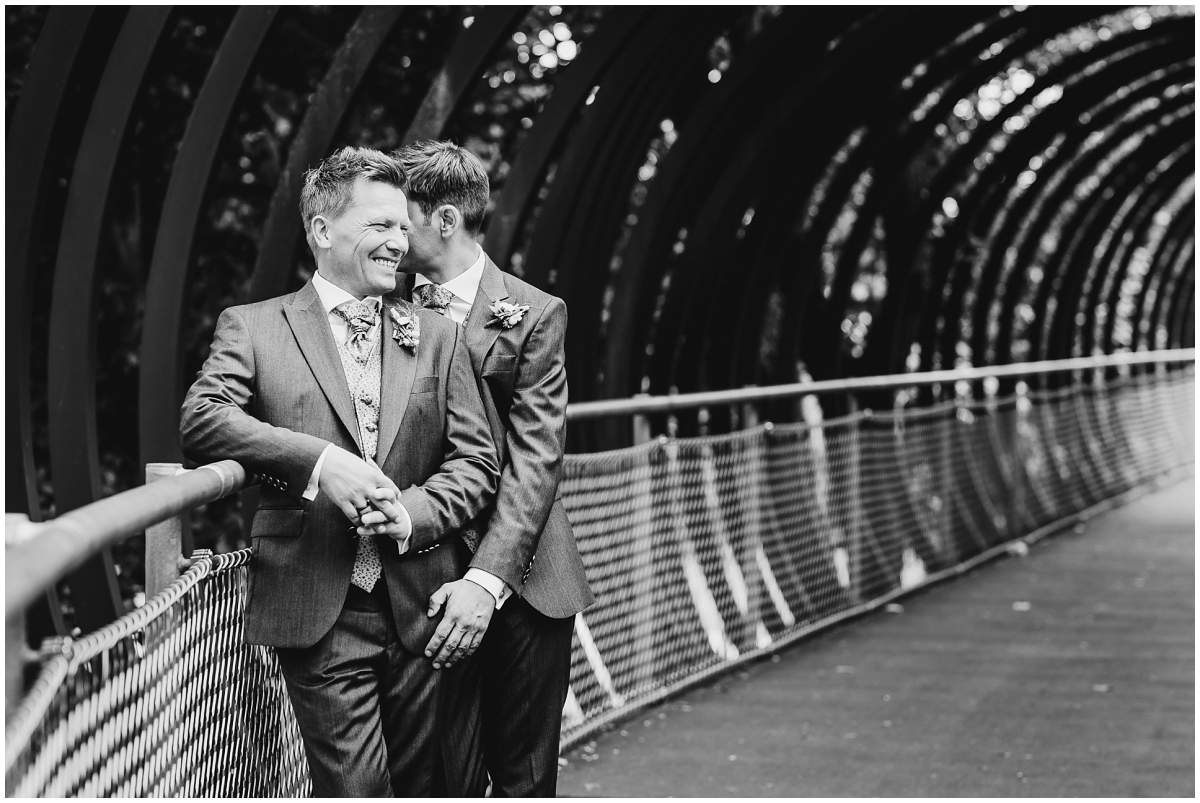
565, 348, 1196, 421
4, 460, 246, 621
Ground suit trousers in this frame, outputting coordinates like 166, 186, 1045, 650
479, 597, 575, 797
276, 584, 445, 797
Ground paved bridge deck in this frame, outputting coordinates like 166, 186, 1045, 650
559, 479, 1195, 797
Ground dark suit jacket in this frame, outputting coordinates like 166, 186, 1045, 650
180, 281, 499, 651
426, 256, 593, 619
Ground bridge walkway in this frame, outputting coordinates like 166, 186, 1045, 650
558, 480, 1194, 797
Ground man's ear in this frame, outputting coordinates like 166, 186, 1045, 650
310, 215, 333, 249
437, 205, 461, 239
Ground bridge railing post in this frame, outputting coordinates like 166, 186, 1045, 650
631, 393, 651, 445
846, 394, 868, 603
144, 463, 192, 599
936, 381, 955, 552
6, 608, 25, 720
1011, 380, 1030, 537
6, 513, 41, 718
740, 384, 759, 432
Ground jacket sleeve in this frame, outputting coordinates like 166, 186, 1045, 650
468, 297, 568, 589
179, 306, 328, 496
399, 324, 501, 551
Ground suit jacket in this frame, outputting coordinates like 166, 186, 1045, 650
415, 256, 593, 619
180, 280, 499, 651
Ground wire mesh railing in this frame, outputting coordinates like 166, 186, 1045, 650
559, 368, 1193, 743
5, 357, 1194, 795
5, 550, 308, 797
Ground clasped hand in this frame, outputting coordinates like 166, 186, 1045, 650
317, 445, 408, 543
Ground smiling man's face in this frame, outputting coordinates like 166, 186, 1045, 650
317, 177, 411, 298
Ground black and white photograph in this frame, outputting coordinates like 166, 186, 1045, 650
4, 4, 1195, 798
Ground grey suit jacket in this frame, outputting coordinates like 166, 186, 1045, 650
180, 281, 499, 651
435, 256, 593, 619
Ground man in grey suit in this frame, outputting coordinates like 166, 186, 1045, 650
372, 140, 593, 795
180, 147, 499, 796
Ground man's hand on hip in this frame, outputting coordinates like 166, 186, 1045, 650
317, 445, 401, 523
424, 579, 496, 669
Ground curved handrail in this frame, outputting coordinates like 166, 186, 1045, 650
566, 348, 1196, 421
4, 461, 247, 620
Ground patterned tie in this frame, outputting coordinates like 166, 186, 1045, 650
413, 282, 454, 317
332, 299, 380, 362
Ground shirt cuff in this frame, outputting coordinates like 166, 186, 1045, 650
392, 502, 413, 555
464, 569, 512, 610
302, 445, 332, 500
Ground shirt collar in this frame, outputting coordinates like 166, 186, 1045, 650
312, 270, 381, 314
413, 246, 485, 304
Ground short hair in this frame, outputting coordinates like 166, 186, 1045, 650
394, 140, 489, 233
299, 146, 406, 229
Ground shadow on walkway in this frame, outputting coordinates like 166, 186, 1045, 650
559, 479, 1195, 797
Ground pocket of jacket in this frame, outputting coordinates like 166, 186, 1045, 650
482, 353, 516, 376
412, 375, 439, 394
250, 507, 304, 538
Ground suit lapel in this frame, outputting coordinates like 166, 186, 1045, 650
463, 256, 511, 372
284, 282, 362, 454
376, 301, 418, 466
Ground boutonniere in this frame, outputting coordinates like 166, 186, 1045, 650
387, 303, 420, 351
487, 299, 530, 329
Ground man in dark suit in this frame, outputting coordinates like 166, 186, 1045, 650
379, 140, 593, 796
180, 146, 499, 796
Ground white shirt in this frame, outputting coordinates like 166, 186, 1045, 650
413, 248, 513, 609
303, 271, 413, 554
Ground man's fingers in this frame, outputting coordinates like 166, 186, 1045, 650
461, 630, 483, 659
356, 522, 402, 537
428, 626, 461, 667
369, 485, 397, 503
359, 509, 389, 527
451, 631, 478, 664
371, 497, 403, 525
427, 585, 449, 618
337, 500, 361, 523
432, 629, 464, 669
424, 622, 453, 660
